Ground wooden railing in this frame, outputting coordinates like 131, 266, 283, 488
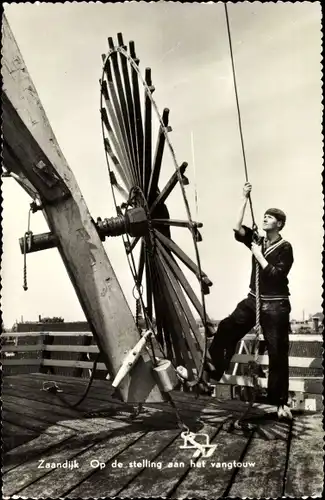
1, 330, 323, 409
1, 331, 107, 379
214, 332, 323, 411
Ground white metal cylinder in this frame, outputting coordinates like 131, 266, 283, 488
153, 359, 179, 392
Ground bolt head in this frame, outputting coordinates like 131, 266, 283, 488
125, 207, 148, 237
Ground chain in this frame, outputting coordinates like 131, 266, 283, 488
123, 188, 200, 431
23, 209, 33, 291
164, 391, 190, 432
135, 297, 142, 329
23, 235, 28, 291
129, 188, 211, 392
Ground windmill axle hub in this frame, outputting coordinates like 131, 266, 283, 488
19, 207, 149, 254
97, 207, 148, 239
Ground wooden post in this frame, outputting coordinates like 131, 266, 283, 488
2, 15, 163, 403
73, 334, 93, 379
39, 333, 54, 375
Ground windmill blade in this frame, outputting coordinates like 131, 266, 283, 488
154, 229, 212, 294
147, 108, 170, 205
117, 33, 140, 187
108, 37, 137, 180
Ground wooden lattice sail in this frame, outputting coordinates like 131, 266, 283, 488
100, 34, 215, 386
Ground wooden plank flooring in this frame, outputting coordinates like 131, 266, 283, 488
284, 414, 324, 497
2, 373, 323, 498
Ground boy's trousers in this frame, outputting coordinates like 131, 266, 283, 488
208, 295, 290, 406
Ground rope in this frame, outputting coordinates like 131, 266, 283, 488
224, 0, 262, 359
254, 264, 262, 363
222, 4, 265, 431
42, 352, 101, 409
224, 213, 262, 431
190, 131, 199, 219
229, 261, 261, 430
224, 3, 257, 231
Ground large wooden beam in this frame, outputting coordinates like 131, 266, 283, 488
1, 15, 163, 403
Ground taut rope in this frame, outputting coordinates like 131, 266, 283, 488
224, 3, 262, 431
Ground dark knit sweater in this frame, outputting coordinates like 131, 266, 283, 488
234, 225, 294, 299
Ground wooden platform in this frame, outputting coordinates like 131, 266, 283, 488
2, 373, 323, 498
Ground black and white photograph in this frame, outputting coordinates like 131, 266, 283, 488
1, 1, 323, 498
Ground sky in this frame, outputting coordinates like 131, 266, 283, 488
1, 1, 322, 328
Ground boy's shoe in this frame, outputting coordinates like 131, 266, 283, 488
255, 388, 269, 403
277, 404, 293, 420
175, 366, 214, 396
175, 365, 189, 381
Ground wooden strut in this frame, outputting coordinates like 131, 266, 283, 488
2, 15, 164, 404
